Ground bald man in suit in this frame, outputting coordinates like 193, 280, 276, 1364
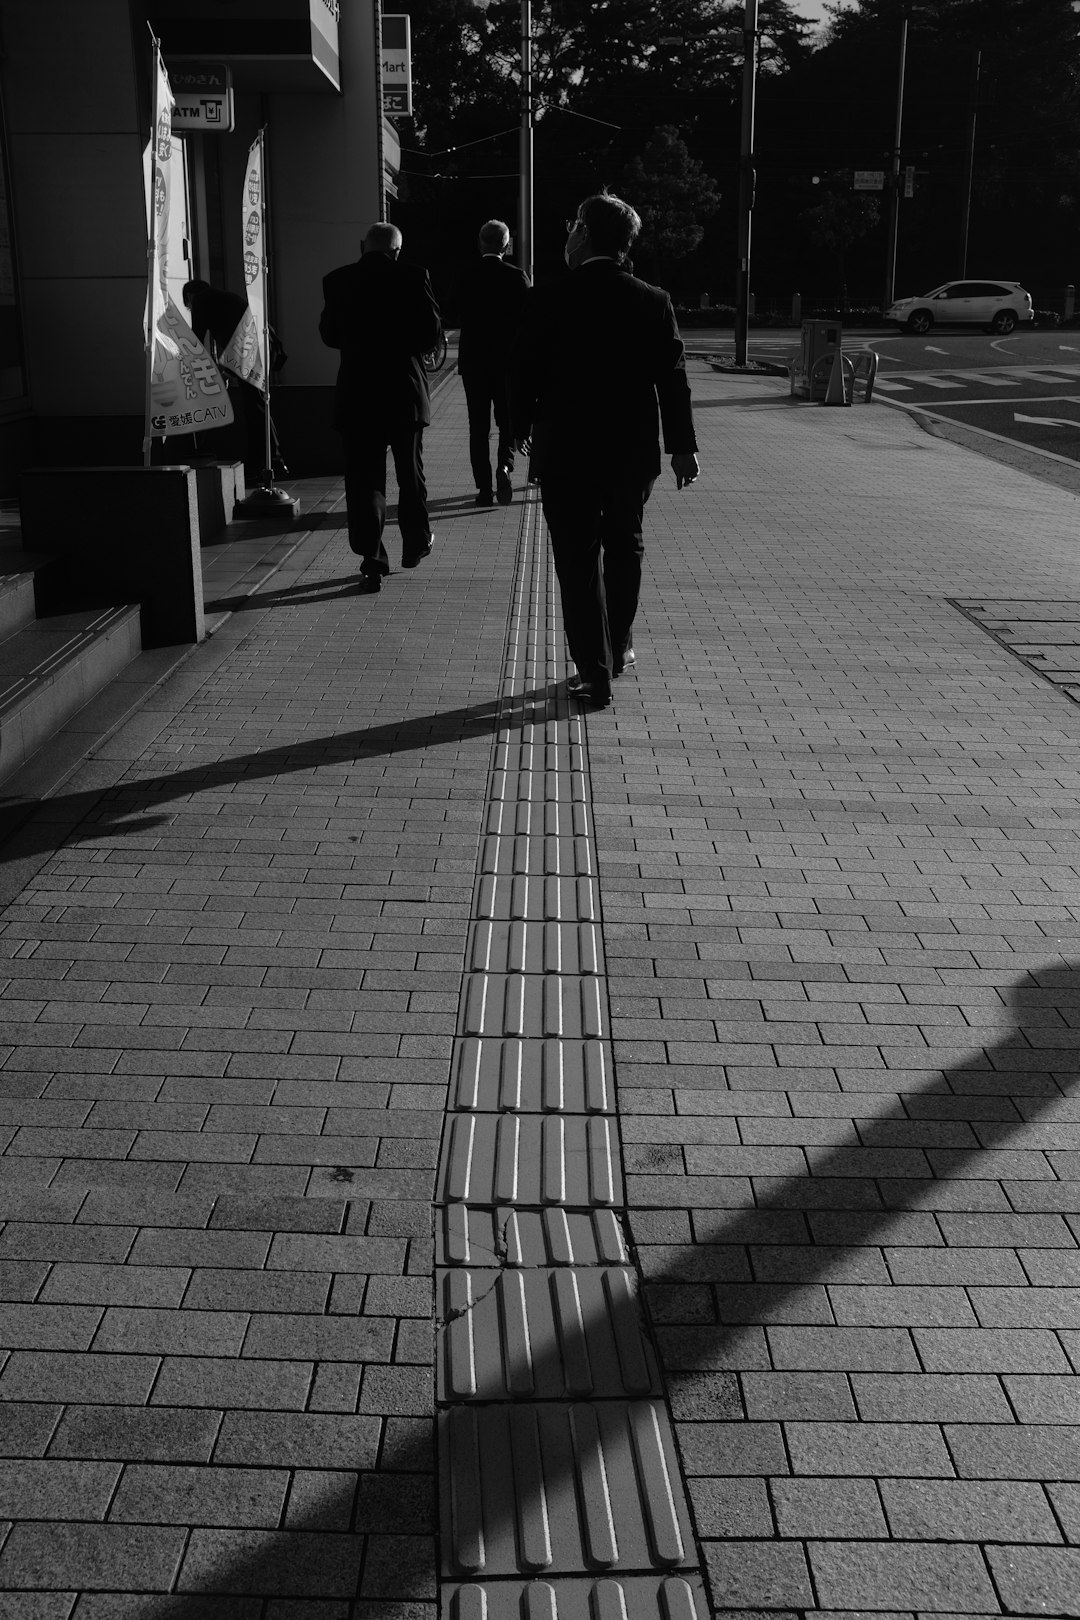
320, 222, 442, 592
513, 191, 699, 705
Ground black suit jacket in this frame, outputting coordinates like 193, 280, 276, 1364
512, 259, 697, 480
454, 254, 530, 378
320, 254, 442, 431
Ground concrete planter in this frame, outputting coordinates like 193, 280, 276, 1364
19, 465, 206, 647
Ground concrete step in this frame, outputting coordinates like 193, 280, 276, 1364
0, 567, 37, 641
0, 603, 142, 785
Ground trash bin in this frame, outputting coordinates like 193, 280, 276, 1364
790, 318, 842, 399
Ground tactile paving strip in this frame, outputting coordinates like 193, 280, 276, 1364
439, 1402, 695, 1577
438, 1207, 628, 1269
436, 490, 704, 1615
468, 921, 602, 977
460, 972, 605, 1040
444, 1575, 710, 1620
452, 1037, 611, 1115
438, 1267, 659, 1400
438, 1112, 621, 1207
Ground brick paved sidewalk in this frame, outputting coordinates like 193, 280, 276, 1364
2, 367, 1080, 1617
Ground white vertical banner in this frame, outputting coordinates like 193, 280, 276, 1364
221, 132, 268, 393
143, 40, 232, 449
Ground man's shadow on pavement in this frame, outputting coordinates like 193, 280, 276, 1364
205, 575, 372, 615
100, 961, 1080, 1612
0, 684, 561, 885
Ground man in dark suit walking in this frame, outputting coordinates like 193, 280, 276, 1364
513, 192, 699, 706
455, 219, 530, 507
320, 223, 442, 592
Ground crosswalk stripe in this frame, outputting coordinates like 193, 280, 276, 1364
1004, 368, 1077, 384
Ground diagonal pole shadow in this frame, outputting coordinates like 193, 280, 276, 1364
28, 960, 1068, 1614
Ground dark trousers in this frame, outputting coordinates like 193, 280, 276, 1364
340, 425, 431, 576
540, 471, 655, 684
462, 368, 515, 493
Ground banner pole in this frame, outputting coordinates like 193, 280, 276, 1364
234, 121, 296, 518
260, 125, 272, 484
142, 30, 161, 468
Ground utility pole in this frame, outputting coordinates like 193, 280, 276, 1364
519, 0, 534, 284
733, 0, 759, 367
883, 6, 909, 310
960, 48, 981, 277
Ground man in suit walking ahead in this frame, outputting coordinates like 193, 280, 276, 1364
320, 222, 442, 593
513, 191, 699, 706
455, 219, 530, 507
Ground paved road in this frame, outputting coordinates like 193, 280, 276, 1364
693, 328, 1080, 377
692, 329, 1080, 465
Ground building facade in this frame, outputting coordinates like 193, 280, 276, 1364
0, 0, 394, 492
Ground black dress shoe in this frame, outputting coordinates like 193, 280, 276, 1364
358, 573, 382, 594
475, 490, 495, 507
568, 678, 612, 708
402, 536, 434, 567
496, 469, 513, 505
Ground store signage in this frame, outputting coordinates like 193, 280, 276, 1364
168, 63, 234, 132
382, 14, 412, 116
853, 170, 885, 191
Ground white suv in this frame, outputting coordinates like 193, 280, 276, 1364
886, 280, 1034, 335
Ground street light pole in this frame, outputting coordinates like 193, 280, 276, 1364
519, 0, 534, 284
883, 7, 909, 310
733, 0, 759, 367
959, 48, 981, 277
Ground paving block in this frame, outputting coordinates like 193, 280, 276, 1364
880, 1477, 1060, 1542
0, 1522, 186, 1592
459, 975, 604, 1041
986, 1545, 1080, 1619
452, 1037, 612, 1114
0, 1461, 121, 1522
808, 1538, 1000, 1612
48, 1405, 220, 1463
0, 1351, 159, 1405
176, 1527, 364, 1596
468, 920, 602, 977
108, 1464, 289, 1528
439, 1401, 694, 1578
438, 1206, 628, 1268
437, 1114, 621, 1207
437, 1266, 658, 1401
441, 1575, 710, 1620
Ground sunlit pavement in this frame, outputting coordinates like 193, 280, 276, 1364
2, 367, 1080, 1616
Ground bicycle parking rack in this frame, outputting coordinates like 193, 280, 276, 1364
802, 346, 879, 404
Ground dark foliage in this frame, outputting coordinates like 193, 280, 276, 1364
386, 1, 1080, 309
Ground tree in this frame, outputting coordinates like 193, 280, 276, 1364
798, 191, 882, 302
621, 127, 722, 291
392, 0, 815, 285
788, 0, 1080, 293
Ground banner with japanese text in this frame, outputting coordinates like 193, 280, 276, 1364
220, 133, 267, 392
143, 45, 232, 443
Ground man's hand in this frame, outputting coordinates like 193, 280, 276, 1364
672, 453, 699, 489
